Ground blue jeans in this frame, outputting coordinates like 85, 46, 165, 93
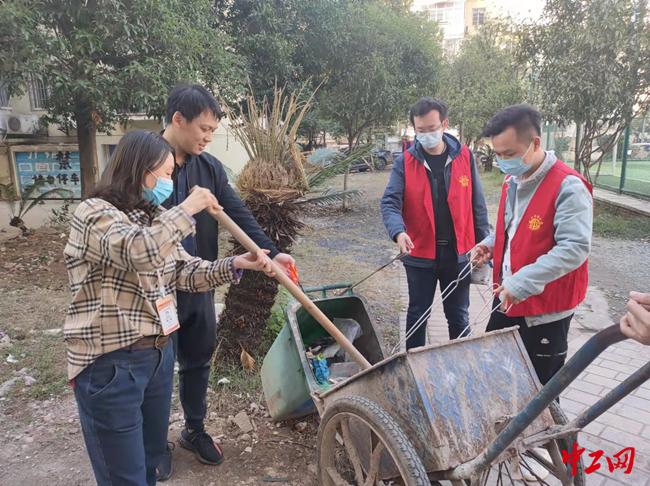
404, 248, 471, 349
74, 343, 174, 486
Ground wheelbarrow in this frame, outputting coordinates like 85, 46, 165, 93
265, 289, 649, 485
214, 209, 650, 485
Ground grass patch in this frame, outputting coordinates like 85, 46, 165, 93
262, 287, 291, 349
478, 168, 504, 224
478, 168, 504, 195
593, 202, 650, 240
210, 358, 264, 413
595, 175, 650, 198
209, 288, 291, 410
1, 333, 67, 400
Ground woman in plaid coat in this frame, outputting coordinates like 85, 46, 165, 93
63, 130, 272, 486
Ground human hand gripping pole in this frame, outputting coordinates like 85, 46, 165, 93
207, 206, 372, 370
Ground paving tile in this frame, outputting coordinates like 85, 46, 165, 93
597, 411, 645, 435
570, 380, 606, 396
599, 427, 650, 455
610, 404, 650, 427
583, 373, 622, 390
565, 388, 603, 407
588, 364, 623, 379
616, 394, 650, 413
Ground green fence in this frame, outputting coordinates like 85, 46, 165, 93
543, 117, 650, 199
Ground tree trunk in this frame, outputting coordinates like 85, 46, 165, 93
342, 133, 355, 211
573, 122, 582, 172
216, 194, 303, 367
75, 109, 100, 198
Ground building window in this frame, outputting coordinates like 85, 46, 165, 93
28, 77, 49, 110
472, 8, 486, 26
0, 81, 9, 107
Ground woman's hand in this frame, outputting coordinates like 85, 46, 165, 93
233, 249, 275, 277
179, 186, 222, 216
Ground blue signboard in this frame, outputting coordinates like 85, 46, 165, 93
14, 150, 82, 199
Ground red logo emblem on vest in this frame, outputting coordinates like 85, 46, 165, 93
458, 175, 469, 188
528, 215, 544, 231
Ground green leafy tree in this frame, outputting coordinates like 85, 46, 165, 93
0, 0, 245, 196
441, 23, 525, 146
312, 2, 442, 149
298, 109, 343, 150
305, 1, 441, 207
519, 0, 650, 183
214, 0, 310, 103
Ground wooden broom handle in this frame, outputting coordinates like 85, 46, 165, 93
211, 209, 371, 370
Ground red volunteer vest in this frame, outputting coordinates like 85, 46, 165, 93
402, 146, 475, 260
493, 160, 592, 317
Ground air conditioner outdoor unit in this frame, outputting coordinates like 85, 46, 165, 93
0, 113, 40, 135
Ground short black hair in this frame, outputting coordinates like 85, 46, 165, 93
409, 97, 448, 126
164, 84, 224, 124
482, 104, 541, 140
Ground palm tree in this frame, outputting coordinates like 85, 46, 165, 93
216, 86, 371, 366
0, 182, 73, 236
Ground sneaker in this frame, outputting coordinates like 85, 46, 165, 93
156, 442, 174, 482
179, 428, 224, 465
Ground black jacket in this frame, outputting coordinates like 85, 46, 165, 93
164, 152, 279, 262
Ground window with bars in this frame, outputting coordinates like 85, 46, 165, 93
28, 77, 49, 110
472, 8, 486, 26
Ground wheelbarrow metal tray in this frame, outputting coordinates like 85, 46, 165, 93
317, 327, 555, 473
261, 294, 385, 421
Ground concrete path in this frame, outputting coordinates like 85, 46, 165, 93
593, 187, 650, 217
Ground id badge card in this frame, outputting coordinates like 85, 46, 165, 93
156, 295, 180, 335
155, 269, 179, 335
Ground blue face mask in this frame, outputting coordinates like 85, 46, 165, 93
417, 130, 443, 150
143, 173, 174, 206
496, 142, 534, 176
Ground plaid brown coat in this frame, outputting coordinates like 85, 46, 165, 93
63, 198, 238, 379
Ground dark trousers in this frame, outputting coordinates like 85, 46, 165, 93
486, 298, 571, 385
74, 343, 174, 486
404, 248, 471, 349
174, 290, 217, 432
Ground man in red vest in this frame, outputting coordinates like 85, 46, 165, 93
472, 104, 593, 385
382, 97, 490, 348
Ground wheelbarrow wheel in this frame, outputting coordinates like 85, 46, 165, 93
318, 395, 429, 486
476, 401, 586, 486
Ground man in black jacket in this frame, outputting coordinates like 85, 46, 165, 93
158, 84, 295, 479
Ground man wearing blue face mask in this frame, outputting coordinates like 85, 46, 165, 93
471, 104, 593, 385
381, 97, 490, 348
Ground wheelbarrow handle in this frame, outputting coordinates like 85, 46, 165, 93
210, 209, 372, 370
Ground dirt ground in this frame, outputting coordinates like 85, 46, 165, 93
0, 170, 401, 486
0, 168, 647, 485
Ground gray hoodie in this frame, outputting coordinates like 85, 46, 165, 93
481, 151, 593, 326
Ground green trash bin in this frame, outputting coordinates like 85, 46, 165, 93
261, 290, 385, 421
